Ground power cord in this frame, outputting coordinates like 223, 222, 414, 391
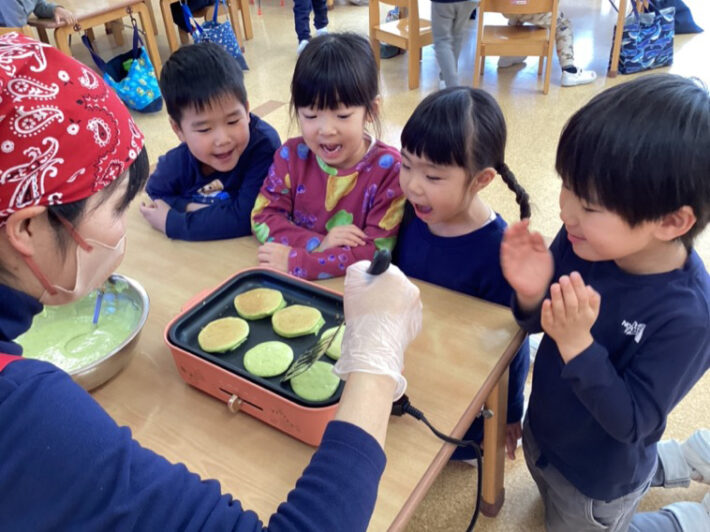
392, 395, 483, 531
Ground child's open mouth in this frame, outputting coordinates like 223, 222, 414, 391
320, 144, 342, 156
414, 204, 432, 215
213, 149, 234, 161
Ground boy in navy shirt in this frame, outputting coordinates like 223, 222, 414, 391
501, 74, 710, 531
141, 43, 280, 241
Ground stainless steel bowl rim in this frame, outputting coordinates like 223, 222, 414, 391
70, 274, 150, 377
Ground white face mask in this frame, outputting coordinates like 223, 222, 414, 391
22, 215, 126, 306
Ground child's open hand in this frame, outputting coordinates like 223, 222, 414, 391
506, 421, 522, 460
501, 220, 554, 312
139, 198, 170, 235
541, 272, 601, 363
318, 225, 367, 251
53, 7, 77, 26
257, 243, 291, 272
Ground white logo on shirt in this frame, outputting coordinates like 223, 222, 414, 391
622, 320, 646, 343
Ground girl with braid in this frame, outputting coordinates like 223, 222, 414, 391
393, 87, 531, 461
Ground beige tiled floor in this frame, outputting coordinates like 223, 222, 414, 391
59, 1, 710, 529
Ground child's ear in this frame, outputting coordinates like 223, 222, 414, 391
470, 167, 497, 193
367, 95, 382, 123
169, 118, 185, 143
655, 205, 697, 242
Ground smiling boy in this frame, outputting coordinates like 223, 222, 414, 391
501, 75, 710, 531
140, 43, 280, 241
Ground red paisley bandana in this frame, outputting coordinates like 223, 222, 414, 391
0, 33, 145, 226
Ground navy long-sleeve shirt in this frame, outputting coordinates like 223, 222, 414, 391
146, 113, 280, 241
0, 283, 386, 530
515, 227, 710, 501
393, 204, 530, 452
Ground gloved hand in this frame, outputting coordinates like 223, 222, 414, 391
333, 260, 422, 399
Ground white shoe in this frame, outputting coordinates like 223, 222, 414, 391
682, 429, 710, 484
663, 493, 710, 532
297, 39, 309, 55
498, 56, 526, 68
561, 68, 597, 87
315, 27, 328, 37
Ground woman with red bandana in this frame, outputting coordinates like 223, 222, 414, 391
0, 33, 422, 531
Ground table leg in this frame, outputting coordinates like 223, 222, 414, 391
53, 26, 72, 58
160, 0, 180, 53
227, 0, 246, 51
36, 26, 50, 44
609, 0, 627, 77
481, 367, 508, 517
135, 2, 163, 77
144, 0, 160, 35
238, 0, 253, 40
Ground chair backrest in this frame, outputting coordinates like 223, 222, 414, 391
481, 0, 555, 15
376, 0, 411, 9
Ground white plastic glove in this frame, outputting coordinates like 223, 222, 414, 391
333, 260, 422, 400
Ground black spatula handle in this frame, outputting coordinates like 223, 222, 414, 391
366, 249, 391, 276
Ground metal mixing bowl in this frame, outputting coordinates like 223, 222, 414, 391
71, 274, 150, 391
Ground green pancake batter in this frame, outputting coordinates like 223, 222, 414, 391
16, 289, 142, 373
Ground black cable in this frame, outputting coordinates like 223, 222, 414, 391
392, 395, 483, 531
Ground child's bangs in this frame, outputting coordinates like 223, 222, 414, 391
292, 61, 373, 111
401, 92, 469, 168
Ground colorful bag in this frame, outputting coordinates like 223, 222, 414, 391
82, 17, 162, 113
609, 0, 675, 75
182, 0, 249, 71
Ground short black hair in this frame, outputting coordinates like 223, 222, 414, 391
160, 42, 247, 124
401, 87, 530, 219
291, 32, 380, 132
48, 146, 150, 252
556, 74, 710, 247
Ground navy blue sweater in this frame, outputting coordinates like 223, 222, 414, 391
146, 114, 280, 241
0, 283, 386, 530
394, 206, 530, 451
515, 227, 710, 500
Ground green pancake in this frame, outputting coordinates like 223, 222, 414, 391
272, 305, 325, 338
197, 317, 249, 353
321, 325, 345, 360
233, 288, 286, 320
243, 341, 294, 378
290, 360, 340, 402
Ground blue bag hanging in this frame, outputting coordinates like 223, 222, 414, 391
182, 0, 249, 71
82, 17, 163, 113
608, 0, 675, 75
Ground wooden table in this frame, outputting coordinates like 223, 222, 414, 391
98, 205, 524, 529
28, 0, 162, 77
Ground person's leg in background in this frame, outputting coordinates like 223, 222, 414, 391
431, 2, 458, 88
293, 0, 312, 52
312, 0, 329, 35
450, 1, 477, 82
432, 2, 475, 88
553, 12, 596, 86
630, 430, 710, 532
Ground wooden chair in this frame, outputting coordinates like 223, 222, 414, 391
176, 2, 244, 49
0, 26, 35, 37
159, 0, 252, 53
369, 0, 433, 90
473, 0, 558, 94
28, 0, 162, 76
